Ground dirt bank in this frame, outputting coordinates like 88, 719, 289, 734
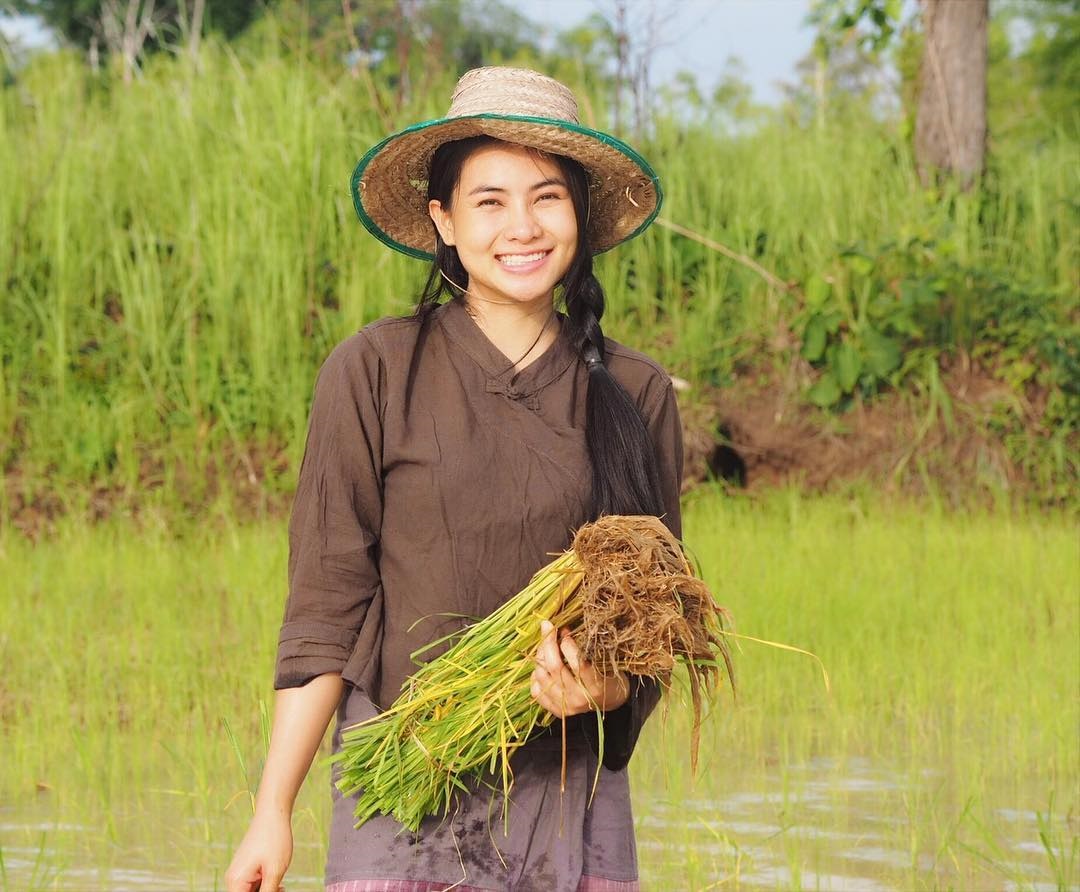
681, 352, 1069, 506
5, 353, 1072, 538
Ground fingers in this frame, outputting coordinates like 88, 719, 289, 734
260, 872, 285, 892
530, 671, 567, 716
532, 632, 576, 717
557, 629, 585, 679
532, 630, 593, 718
224, 867, 261, 892
537, 620, 562, 672
533, 622, 634, 717
225, 855, 286, 892
225, 815, 292, 892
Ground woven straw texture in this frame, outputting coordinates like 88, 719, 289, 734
352, 67, 661, 259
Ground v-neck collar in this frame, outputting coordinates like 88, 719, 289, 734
436, 298, 579, 399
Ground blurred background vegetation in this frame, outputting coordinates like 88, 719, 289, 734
1, 0, 1077, 533
1, 6, 1077, 889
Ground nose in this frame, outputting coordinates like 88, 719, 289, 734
505, 200, 543, 242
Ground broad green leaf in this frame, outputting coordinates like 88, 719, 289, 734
833, 340, 862, 392
845, 254, 874, 278
801, 315, 827, 361
822, 310, 844, 333
862, 327, 903, 378
805, 274, 830, 309
807, 372, 841, 408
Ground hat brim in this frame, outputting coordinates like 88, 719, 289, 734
351, 114, 663, 261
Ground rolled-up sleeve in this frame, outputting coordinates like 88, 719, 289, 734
274, 332, 385, 689
589, 376, 684, 771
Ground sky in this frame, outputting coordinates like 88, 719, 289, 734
1, 0, 819, 105
538, 0, 818, 104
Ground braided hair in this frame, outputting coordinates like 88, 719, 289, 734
417, 136, 665, 520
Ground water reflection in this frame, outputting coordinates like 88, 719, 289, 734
2, 756, 1071, 890
0, 801, 326, 891
637, 756, 1070, 890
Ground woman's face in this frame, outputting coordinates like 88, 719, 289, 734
428, 142, 578, 311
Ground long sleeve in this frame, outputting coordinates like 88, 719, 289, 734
274, 332, 386, 690
586, 377, 684, 771
645, 379, 684, 540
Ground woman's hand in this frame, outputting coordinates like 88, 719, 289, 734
224, 674, 343, 892
224, 809, 293, 892
530, 620, 629, 718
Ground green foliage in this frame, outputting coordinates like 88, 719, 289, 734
808, 0, 903, 60
11, 0, 261, 50
992, 0, 1080, 138
797, 230, 1078, 419
291, 0, 543, 74
798, 252, 908, 407
0, 23, 1076, 515
793, 210, 1079, 500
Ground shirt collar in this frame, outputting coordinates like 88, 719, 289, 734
435, 298, 579, 398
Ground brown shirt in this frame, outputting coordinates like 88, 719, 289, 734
274, 297, 683, 765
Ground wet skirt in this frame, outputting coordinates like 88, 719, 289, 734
324, 685, 642, 892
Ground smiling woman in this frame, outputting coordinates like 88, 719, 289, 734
225, 66, 678, 892
427, 143, 579, 321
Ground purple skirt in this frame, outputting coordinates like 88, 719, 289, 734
324, 685, 642, 892
326, 879, 638, 892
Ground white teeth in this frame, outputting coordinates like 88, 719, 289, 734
499, 252, 546, 266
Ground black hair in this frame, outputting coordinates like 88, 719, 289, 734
417, 136, 665, 520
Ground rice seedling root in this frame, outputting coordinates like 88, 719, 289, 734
332, 515, 734, 831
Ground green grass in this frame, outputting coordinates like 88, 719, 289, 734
1, 491, 1076, 890
2, 40, 1076, 516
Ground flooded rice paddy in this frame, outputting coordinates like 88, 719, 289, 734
2, 493, 1076, 889
3, 753, 1074, 890
635, 756, 1076, 890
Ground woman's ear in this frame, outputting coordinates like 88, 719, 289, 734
428, 200, 455, 246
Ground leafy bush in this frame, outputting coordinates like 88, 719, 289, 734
798, 233, 1078, 413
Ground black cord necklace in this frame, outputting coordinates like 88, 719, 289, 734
498, 310, 555, 378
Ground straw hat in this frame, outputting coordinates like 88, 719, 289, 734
351, 66, 662, 260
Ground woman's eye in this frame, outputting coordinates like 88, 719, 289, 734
478, 198, 502, 208
538, 192, 562, 202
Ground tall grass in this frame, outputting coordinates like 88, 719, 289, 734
2, 40, 1076, 517
1, 492, 1076, 889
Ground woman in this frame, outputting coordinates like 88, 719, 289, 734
225, 66, 683, 892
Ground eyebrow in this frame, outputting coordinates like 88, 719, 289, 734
466, 177, 568, 197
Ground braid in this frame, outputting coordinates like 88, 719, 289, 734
562, 252, 605, 357
561, 252, 665, 518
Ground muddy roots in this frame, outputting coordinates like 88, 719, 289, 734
571, 515, 735, 771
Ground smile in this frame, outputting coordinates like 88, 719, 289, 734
496, 251, 551, 269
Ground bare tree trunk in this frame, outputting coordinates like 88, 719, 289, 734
814, 54, 827, 133
914, 0, 987, 188
341, 0, 361, 75
99, 0, 157, 83
632, 2, 659, 139
612, 0, 628, 134
188, 0, 205, 64
395, 0, 412, 108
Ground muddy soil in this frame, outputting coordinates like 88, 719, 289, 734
681, 353, 1061, 506
4, 355, 1071, 538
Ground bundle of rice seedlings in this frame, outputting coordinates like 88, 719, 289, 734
331, 514, 734, 832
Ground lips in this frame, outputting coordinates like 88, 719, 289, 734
497, 250, 551, 269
